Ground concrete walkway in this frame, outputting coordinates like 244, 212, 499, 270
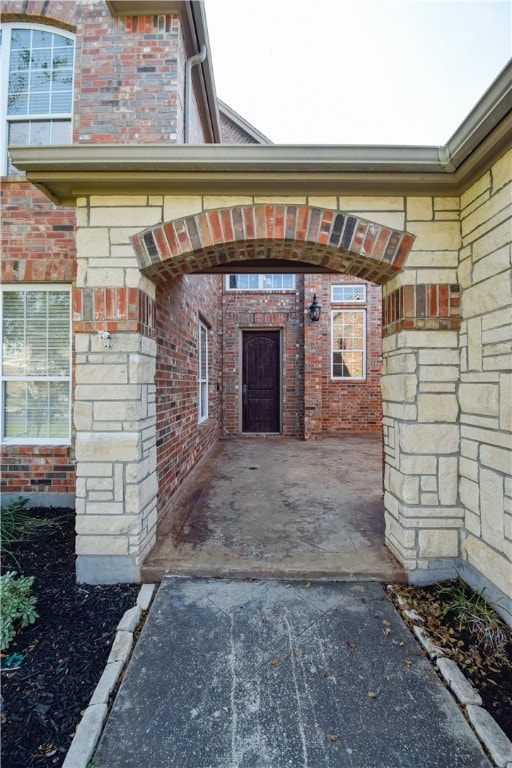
142, 436, 405, 583
94, 578, 491, 768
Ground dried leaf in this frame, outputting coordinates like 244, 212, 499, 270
347, 641, 357, 650
271, 657, 280, 666
367, 690, 377, 698
329, 733, 339, 742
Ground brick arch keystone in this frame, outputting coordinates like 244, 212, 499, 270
130, 205, 415, 285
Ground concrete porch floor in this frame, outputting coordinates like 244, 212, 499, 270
141, 435, 406, 583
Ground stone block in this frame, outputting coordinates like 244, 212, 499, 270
137, 583, 156, 611
461, 171, 491, 211
406, 197, 433, 221
460, 457, 478, 481
464, 270, 512, 320
76, 364, 128, 385
465, 510, 481, 537
89, 660, 124, 706
117, 605, 142, 632
463, 535, 512, 599
400, 455, 437, 475
418, 529, 459, 557
163, 195, 203, 221
473, 245, 510, 284
418, 394, 458, 422
399, 424, 459, 454
480, 444, 512, 475
73, 401, 93, 430
409, 220, 460, 251
75, 516, 140, 536
460, 477, 480, 514
76, 227, 110, 258
459, 383, 499, 416
438, 457, 458, 505
480, 468, 505, 549
339, 195, 405, 211
90, 207, 162, 227
381, 374, 417, 402
436, 658, 482, 705
418, 366, 459, 383
398, 330, 459, 349
75, 432, 140, 462
76, 535, 129, 556
61, 703, 108, 768
107, 630, 133, 664
501, 374, 512, 431
382, 352, 417, 375
466, 705, 512, 767
388, 467, 420, 504
418, 349, 459, 366
90, 195, 149, 207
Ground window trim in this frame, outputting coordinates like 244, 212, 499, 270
0, 284, 72, 445
225, 274, 296, 291
331, 308, 367, 381
0, 22, 75, 176
198, 319, 208, 423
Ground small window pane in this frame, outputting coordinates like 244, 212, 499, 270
226, 274, 296, 291
331, 285, 366, 303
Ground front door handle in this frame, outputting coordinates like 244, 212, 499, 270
243, 383, 247, 405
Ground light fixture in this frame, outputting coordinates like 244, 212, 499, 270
309, 294, 321, 322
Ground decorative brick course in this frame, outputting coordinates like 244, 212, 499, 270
383, 284, 460, 335
131, 205, 416, 284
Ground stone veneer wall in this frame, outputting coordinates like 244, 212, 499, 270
458, 149, 512, 609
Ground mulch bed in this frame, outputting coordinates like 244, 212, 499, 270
389, 580, 512, 740
1, 507, 139, 768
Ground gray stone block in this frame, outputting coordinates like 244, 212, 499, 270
466, 705, 512, 768
137, 583, 156, 611
107, 631, 133, 664
89, 660, 124, 706
117, 605, 142, 633
436, 657, 482, 705
62, 703, 107, 768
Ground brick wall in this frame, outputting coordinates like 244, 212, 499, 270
154, 274, 223, 516
1, 181, 76, 497
75, 8, 186, 144
302, 274, 383, 436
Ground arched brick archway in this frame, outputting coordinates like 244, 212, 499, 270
130, 204, 415, 283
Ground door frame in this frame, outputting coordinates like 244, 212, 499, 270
239, 327, 283, 435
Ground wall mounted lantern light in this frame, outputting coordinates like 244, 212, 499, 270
309, 294, 321, 322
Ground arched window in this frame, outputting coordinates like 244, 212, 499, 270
0, 23, 74, 175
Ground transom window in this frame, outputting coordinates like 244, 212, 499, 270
1, 286, 71, 443
198, 320, 208, 423
226, 274, 296, 291
0, 24, 75, 174
331, 284, 366, 303
331, 309, 366, 380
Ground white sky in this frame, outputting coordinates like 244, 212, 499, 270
203, 0, 512, 145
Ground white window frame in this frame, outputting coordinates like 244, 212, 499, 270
331, 284, 367, 303
331, 309, 367, 381
0, 23, 75, 175
226, 274, 296, 291
198, 320, 208, 423
0, 284, 72, 445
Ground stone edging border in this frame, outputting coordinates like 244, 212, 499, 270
62, 583, 156, 768
387, 585, 512, 768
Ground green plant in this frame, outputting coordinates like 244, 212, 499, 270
0, 571, 39, 650
437, 580, 509, 654
0, 496, 63, 562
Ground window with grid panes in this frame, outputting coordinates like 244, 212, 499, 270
331, 309, 366, 380
1, 287, 71, 443
1, 24, 74, 174
226, 275, 295, 291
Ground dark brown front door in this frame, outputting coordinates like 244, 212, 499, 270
242, 331, 280, 433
